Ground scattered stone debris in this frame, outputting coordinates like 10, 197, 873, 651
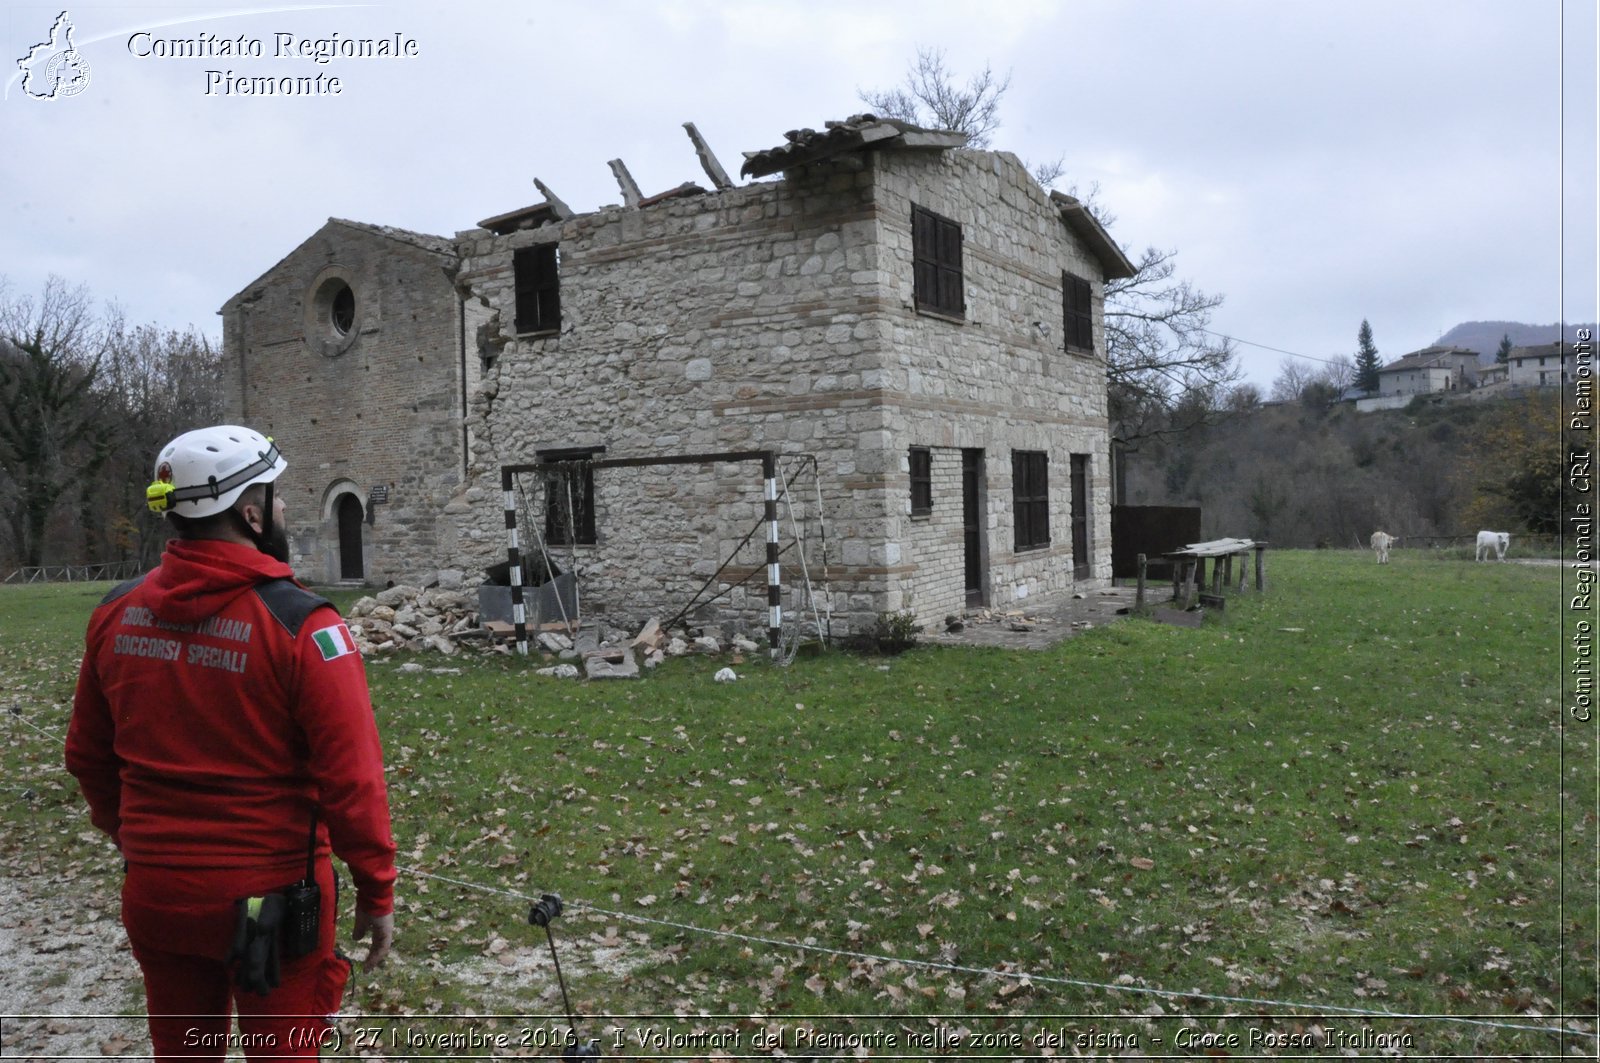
714, 667, 739, 682
583, 645, 639, 681
952, 607, 1055, 631
924, 585, 1142, 649
631, 619, 664, 651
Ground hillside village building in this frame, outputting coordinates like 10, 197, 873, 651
1376, 345, 1479, 397
1505, 341, 1579, 388
221, 116, 1135, 636
1355, 345, 1481, 411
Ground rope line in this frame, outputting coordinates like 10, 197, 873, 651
396, 865, 1588, 1041
3, 702, 1588, 1042
8, 706, 62, 740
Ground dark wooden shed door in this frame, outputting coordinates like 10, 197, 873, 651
962, 449, 985, 606
1070, 454, 1090, 580
337, 494, 364, 581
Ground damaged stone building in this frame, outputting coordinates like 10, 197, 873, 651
221, 116, 1135, 635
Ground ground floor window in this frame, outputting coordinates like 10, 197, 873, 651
538, 447, 598, 545
909, 446, 933, 516
1012, 450, 1049, 551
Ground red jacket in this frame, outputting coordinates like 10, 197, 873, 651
67, 539, 396, 915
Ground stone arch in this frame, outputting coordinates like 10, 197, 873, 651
321, 480, 366, 582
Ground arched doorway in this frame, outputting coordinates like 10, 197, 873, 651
337, 494, 365, 581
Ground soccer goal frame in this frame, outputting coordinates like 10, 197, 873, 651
500, 449, 794, 660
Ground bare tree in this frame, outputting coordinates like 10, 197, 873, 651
1269, 358, 1318, 403
0, 276, 109, 566
1321, 354, 1356, 393
0, 276, 223, 569
1224, 383, 1263, 411
97, 321, 224, 565
1104, 246, 1239, 443
858, 47, 1067, 189
859, 47, 1009, 147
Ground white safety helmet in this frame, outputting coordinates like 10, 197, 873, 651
146, 425, 286, 519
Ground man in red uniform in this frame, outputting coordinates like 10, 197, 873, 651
66, 425, 397, 1061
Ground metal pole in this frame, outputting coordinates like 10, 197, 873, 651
764, 452, 781, 659
503, 467, 529, 656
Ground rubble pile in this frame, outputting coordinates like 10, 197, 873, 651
346, 583, 482, 656
344, 580, 765, 680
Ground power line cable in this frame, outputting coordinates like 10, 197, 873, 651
1198, 328, 1349, 368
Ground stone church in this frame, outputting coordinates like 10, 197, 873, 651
221, 116, 1135, 636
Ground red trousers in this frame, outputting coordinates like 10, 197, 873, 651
122, 859, 349, 1062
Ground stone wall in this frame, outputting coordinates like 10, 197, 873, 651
871, 150, 1114, 617
220, 220, 467, 586
450, 170, 884, 634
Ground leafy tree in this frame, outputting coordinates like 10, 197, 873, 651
1496, 332, 1513, 365
1455, 392, 1564, 534
1300, 379, 1342, 413
1246, 472, 1290, 539
0, 277, 107, 566
1354, 319, 1381, 393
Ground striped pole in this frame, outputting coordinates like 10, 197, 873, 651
502, 467, 528, 656
764, 452, 781, 659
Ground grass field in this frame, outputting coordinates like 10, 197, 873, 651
1, 551, 1593, 1058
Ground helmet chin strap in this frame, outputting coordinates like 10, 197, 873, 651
259, 482, 275, 543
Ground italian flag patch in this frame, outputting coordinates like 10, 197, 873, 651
312, 623, 358, 661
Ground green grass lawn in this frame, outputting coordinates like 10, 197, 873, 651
1, 551, 1593, 1058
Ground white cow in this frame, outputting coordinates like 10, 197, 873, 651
1476, 530, 1510, 561
1369, 531, 1396, 564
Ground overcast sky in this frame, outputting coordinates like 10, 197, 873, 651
3, 0, 1595, 389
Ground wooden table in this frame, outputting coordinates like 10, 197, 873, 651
1163, 538, 1268, 609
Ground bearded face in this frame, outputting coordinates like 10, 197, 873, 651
229, 488, 290, 563
256, 520, 291, 564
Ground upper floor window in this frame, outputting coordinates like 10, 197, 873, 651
912, 205, 964, 318
514, 244, 560, 335
1063, 272, 1094, 352
909, 446, 933, 516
